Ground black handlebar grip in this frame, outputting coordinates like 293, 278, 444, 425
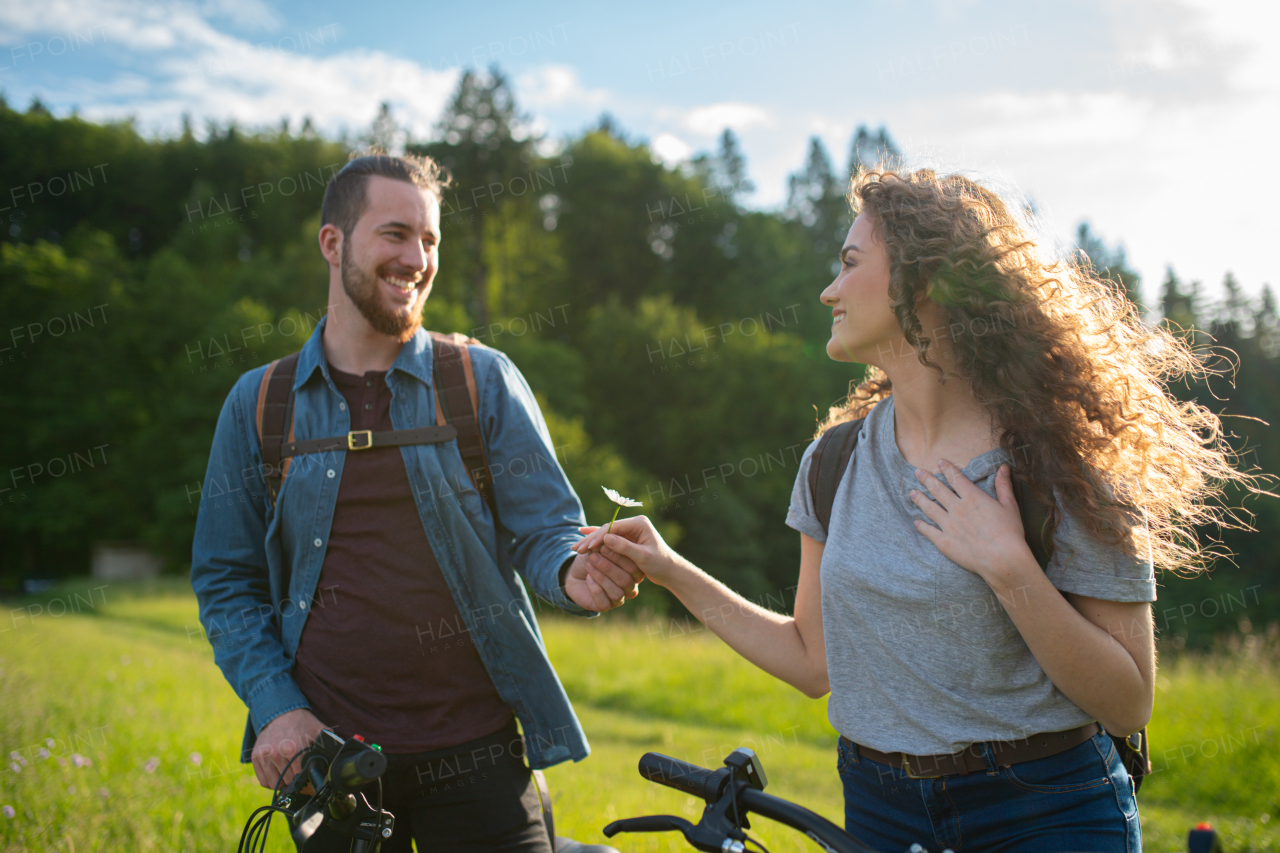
603, 815, 695, 837
332, 749, 386, 793
638, 753, 726, 800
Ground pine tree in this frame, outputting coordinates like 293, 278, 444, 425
786, 137, 840, 231
846, 124, 900, 178
1159, 266, 1203, 349
364, 102, 401, 154
711, 129, 753, 202
1220, 271, 1249, 334
1254, 283, 1278, 358
1074, 221, 1143, 312
412, 68, 541, 327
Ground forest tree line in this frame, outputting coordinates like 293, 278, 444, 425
1, 70, 1276, 647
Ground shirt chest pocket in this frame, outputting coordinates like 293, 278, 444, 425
932, 557, 1022, 651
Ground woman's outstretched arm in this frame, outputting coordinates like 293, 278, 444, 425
576, 518, 830, 698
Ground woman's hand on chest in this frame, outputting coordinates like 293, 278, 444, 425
908, 458, 1039, 589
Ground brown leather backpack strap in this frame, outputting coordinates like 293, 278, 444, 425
256, 351, 301, 506
430, 332, 496, 516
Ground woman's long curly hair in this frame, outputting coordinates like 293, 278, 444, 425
819, 168, 1266, 575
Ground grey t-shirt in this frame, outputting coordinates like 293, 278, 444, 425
785, 395, 1155, 755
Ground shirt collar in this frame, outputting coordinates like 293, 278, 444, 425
390, 325, 434, 386
292, 314, 435, 391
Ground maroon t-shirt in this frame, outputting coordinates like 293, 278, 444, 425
292, 365, 512, 753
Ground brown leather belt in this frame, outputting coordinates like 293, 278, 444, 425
843, 723, 1099, 779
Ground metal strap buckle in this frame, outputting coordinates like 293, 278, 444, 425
348, 430, 373, 451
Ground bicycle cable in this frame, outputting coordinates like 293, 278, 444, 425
235, 744, 315, 853
374, 776, 385, 847
274, 743, 312, 803
728, 769, 772, 853
238, 803, 293, 853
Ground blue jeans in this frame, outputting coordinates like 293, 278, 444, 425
836, 731, 1140, 853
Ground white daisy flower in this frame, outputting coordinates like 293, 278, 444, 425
601, 486, 642, 534
602, 486, 642, 507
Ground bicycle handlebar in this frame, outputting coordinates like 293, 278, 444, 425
735, 787, 870, 853
637, 752, 731, 800
616, 751, 881, 853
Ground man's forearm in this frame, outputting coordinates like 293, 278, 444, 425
195, 579, 311, 732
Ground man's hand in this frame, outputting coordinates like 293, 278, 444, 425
562, 545, 644, 612
251, 707, 326, 789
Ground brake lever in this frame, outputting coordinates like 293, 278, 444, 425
604, 814, 696, 837
605, 815, 743, 853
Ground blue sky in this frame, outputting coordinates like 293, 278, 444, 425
2, 0, 1277, 305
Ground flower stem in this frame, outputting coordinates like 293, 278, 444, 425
606, 506, 621, 534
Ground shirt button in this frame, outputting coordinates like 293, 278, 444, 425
313, 538, 322, 548
365, 380, 373, 387
364, 403, 372, 410
299, 601, 307, 611
339, 402, 347, 411
326, 469, 335, 479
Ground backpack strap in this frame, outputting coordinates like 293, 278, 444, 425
256, 351, 301, 506
430, 332, 497, 518
1011, 475, 1054, 570
807, 417, 865, 537
251, 341, 478, 511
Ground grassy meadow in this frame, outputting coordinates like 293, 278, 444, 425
0, 580, 1277, 852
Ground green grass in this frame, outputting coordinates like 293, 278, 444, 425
0, 581, 1277, 852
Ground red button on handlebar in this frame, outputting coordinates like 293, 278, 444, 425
353, 735, 364, 742
1195, 822, 1213, 830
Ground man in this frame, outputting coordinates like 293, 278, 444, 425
191, 153, 642, 852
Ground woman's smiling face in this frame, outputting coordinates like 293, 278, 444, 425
821, 211, 901, 364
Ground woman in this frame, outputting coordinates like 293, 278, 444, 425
575, 169, 1257, 852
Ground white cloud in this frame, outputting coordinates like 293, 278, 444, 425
1106, 0, 1277, 95
650, 132, 691, 166
683, 102, 771, 136
515, 64, 609, 110
0, 0, 457, 140
877, 81, 1278, 299
955, 91, 1149, 148
2, 0, 216, 51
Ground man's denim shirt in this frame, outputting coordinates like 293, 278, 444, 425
191, 317, 593, 769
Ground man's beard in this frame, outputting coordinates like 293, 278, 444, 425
340, 245, 424, 343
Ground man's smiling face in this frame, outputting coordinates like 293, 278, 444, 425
339, 175, 441, 343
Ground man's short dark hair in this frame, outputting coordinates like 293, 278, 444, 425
320, 151, 450, 239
